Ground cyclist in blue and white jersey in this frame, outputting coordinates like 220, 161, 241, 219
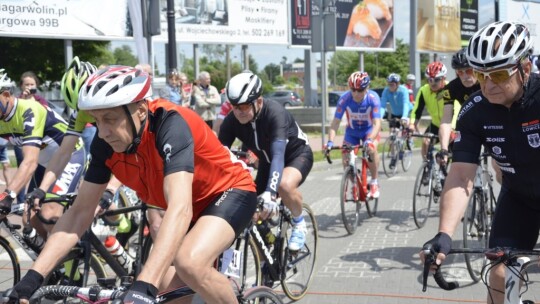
380, 73, 413, 123
326, 71, 382, 198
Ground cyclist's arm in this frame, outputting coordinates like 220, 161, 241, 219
329, 95, 348, 142
328, 117, 341, 143
439, 104, 454, 151
398, 89, 410, 120
266, 140, 286, 195
32, 180, 106, 276
438, 162, 476, 236
8, 145, 40, 194
37, 135, 80, 192
410, 91, 425, 130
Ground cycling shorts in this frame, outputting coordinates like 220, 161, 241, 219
388, 114, 404, 129
424, 123, 440, 144
489, 186, 540, 250
344, 131, 381, 146
200, 188, 257, 236
255, 145, 313, 195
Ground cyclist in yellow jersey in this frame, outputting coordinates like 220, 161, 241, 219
408, 62, 460, 160
0, 69, 86, 238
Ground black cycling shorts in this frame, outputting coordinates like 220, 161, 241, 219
200, 188, 257, 236
255, 145, 314, 195
489, 186, 540, 249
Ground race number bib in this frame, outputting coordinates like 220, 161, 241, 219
219, 248, 242, 279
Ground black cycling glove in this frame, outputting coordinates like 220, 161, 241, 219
26, 188, 46, 202
0, 190, 14, 215
423, 232, 452, 257
8, 269, 44, 303
99, 190, 115, 211
122, 280, 157, 304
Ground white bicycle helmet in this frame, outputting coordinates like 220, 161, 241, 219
79, 65, 152, 111
467, 21, 533, 70
425, 62, 447, 78
406, 74, 416, 81
0, 69, 14, 90
226, 71, 262, 105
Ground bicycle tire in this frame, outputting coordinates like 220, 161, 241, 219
462, 190, 488, 282
413, 162, 434, 228
0, 236, 20, 291
281, 203, 318, 301
382, 137, 398, 177
242, 286, 284, 303
340, 166, 360, 234
401, 140, 413, 172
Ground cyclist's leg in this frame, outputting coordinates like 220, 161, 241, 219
342, 132, 361, 169
487, 187, 540, 304
174, 189, 257, 303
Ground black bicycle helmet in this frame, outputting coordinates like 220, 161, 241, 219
451, 48, 470, 69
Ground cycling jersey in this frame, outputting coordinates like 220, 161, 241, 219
452, 73, 540, 202
218, 100, 311, 196
440, 78, 480, 106
217, 100, 233, 120
0, 98, 85, 194
411, 83, 460, 128
85, 99, 255, 220
66, 110, 95, 137
334, 90, 381, 135
380, 85, 413, 119
405, 83, 415, 104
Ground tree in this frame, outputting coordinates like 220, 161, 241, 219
0, 38, 112, 82
113, 45, 138, 67
263, 63, 281, 84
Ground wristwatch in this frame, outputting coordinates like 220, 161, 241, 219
5, 189, 16, 199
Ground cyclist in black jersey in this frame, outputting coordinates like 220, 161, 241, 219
421, 21, 540, 304
438, 48, 481, 163
218, 71, 314, 251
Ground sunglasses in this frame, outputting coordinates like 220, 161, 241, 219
473, 66, 518, 84
428, 77, 443, 84
233, 103, 252, 111
351, 88, 367, 93
456, 68, 474, 76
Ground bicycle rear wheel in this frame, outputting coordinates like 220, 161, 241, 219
281, 203, 318, 301
340, 166, 360, 234
413, 162, 434, 228
227, 234, 261, 292
401, 141, 413, 172
0, 236, 20, 291
382, 137, 398, 177
242, 286, 284, 303
462, 190, 489, 282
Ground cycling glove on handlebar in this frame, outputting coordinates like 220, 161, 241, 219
8, 269, 44, 303
122, 280, 158, 304
423, 232, 452, 256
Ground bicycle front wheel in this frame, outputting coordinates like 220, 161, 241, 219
401, 141, 413, 172
413, 162, 434, 228
382, 137, 398, 177
0, 236, 20, 291
242, 286, 284, 303
281, 203, 318, 301
463, 190, 489, 282
340, 166, 360, 234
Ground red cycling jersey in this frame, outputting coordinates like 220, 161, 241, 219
85, 99, 256, 220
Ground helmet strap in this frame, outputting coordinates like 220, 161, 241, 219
251, 100, 261, 122
123, 104, 147, 154
517, 64, 528, 95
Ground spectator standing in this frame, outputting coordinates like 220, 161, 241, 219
193, 71, 221, 128
159, 69, 182, 105
178, 72, 192, 108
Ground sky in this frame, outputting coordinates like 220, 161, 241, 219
113, 0, 496, 73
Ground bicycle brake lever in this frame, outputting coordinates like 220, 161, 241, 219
422, 249, 434, 292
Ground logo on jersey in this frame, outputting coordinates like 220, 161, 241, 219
527, 133, 540, 148
492, 146, 502, 154
473, 96, 482, 103
163, 143, 172, 163
486, 137, 505, 143
522, 120, 540, 132
484, 125, 503, 130
440, 89, 451, 100
52, 162, 82, 194
269, 171, 280, 192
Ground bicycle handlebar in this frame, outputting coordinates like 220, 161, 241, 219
25, 286, 125, 304
324, 144, 365, 164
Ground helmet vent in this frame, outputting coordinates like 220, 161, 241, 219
123, 75, 133, 86
106, 85, 120, 96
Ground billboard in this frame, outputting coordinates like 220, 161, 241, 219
417, 0, 478, 53
0, 0, 130, 40
154, 0, 289, 45
505, 0, 540, 54
291, 0, 395, 51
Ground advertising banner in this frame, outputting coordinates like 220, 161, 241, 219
154, 0, 288, 45
506, 0, 540, 54
417, 0, 478, 53
291, 0, 395, 51
0, 0, 129, 40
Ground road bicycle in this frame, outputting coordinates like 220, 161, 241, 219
462, 151, 497, 282
422, 245, 540, 304
325, 143, 378, 235
411, 133, 448, 229
5, 282, 284, 304
381, 118, 413, 177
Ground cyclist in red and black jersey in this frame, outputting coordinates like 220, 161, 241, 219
438, 48, 481, 162
9, 66, 257, 304
218, 71, 314, 252
421, 21, 540, 304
